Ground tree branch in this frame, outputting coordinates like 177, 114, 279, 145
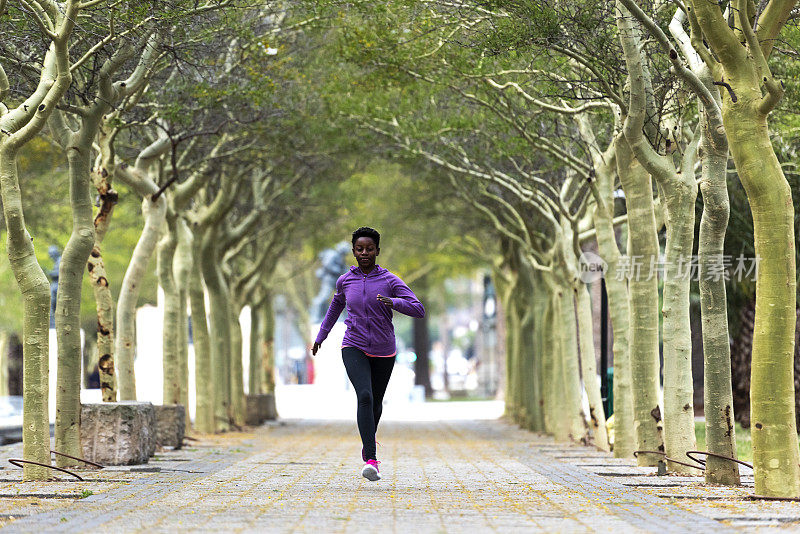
756, 0, 796, 59
619, 0, 721, 121
686, 0, 746, 65
19, 0, 56, 39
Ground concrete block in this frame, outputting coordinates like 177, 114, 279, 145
154, 404, 185, 449
245, 393, 278, 426
262, 393, 277, 421
246, 395, 261, 426
81, 402, 156, 465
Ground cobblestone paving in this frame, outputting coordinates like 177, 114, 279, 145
0, 416, 797, 533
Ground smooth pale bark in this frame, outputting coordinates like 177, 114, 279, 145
687, 0, 799, 496
557, 217, 609, 450
95, 37, 162, 402
515, 265, 538, 430
261, 296, 276, 394
201, 226, 232, 431
540, 290, 557, 435
575, 284, 610, 450
658, 9, 740, 483
496, 265, 520, 421
556, 287, 587, 442
504, 290, 520, 420
54, 125, 96, 466
116, 195, 167, 400
0, 146, 52, 479
697, 123, 740, 485
697, 106, 739, 486
50, 32, 160, 458
620, 0, 739, 478
189, 233, 214, 433
229, 305, 246, 427
511, 286, 529, 426
0, 331, 8, 396
599, 209, 635, 455
249, 305, 262, 395
158, 215, 181, 405
1, 30, 77, 479
725, 100, 798, 495
527, 268, 546, 432
174, 220, 192, 427
158, 142, 221, 414
615, 135, 664, 466
577, 116, 635, 457
656, 165, 699, 474
619, 8, 698, 470
112, 136, 170, 401
0, 146, 52, 480
550, 291, 570, 441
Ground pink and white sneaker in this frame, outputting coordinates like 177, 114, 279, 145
361, 459, 381, 481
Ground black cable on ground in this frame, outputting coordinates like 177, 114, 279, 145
7, 459, 83, 481
633, 450, 704, 471
51, 450, 104, 469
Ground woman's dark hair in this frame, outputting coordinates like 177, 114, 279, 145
352, 226, 380, 248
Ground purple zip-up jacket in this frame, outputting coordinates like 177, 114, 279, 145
315, 265, 425, 357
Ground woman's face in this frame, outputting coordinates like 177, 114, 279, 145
353, 237, 379, 269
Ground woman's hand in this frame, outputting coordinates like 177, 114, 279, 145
377, 294, 393, 308
312, 342, 321, 356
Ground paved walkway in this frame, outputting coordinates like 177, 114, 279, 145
0, 410, 798, 533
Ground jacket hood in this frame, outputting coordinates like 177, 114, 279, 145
349, 264, 387, 276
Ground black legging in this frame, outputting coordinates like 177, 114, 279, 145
342, 347, 396, 461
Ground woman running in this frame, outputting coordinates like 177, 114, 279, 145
312, 227, 425, 481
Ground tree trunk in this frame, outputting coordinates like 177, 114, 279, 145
540, 289, 557, 435
725, 106, 799, 497
54, 130, 96, 466
200, 226, 231, 431
526, 268, 546, 432
658, 169, 699, 474
558, 215, 608, 449
249, 304, 262, 395
412, 292, 433, 398
0, 331, 8, 396
88, 154, 118, 402
499, 270, 520, 420
174, 220, 192, 429
439, 290, 451, 396
158, 215, 181, 405
261, 297, 276, 394
412, 317, 432, 397
514, 288, 532, 427
189, 232, 214, 433
615, 136, 664, 466
116, 195, 167, 400
0, 150, 52, 481
229, 305, 246, 427
575, 284, 609, 450
697, 109, 740, 486
549, 288, 571, 441
589, 137, 635, 457
558, 287, 588, 443
686, 0, 799, 499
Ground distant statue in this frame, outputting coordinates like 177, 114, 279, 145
47, 245, 61, 328
311, 241, 350, 323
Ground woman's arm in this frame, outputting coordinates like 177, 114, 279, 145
314, 276, 347, 347
388, 274, 425, 318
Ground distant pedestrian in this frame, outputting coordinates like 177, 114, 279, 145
313, 226, 425, 481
